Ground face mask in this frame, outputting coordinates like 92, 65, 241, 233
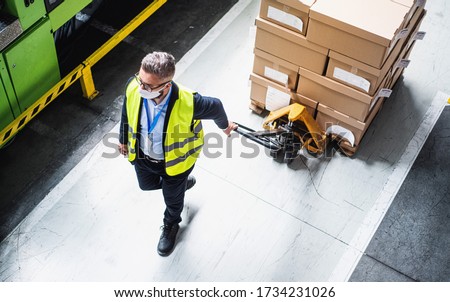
138, 86, 165, 100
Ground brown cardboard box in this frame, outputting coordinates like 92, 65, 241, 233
259, 0, 316, 35
297, 67, 390, 121
307, 0, 411, 68
326, 50, 394, 96
253, 48, 299, 90
387, 9, 426, 88
393, 0, 426, 29
403, 8, 426, 51
255, 17, 328, 75
397, 1, 426, 37
250, 73, 292, 112
388, 40, 416, 89
315, 95, 384, 147
250, 73, 317, 115
324, 8, 425, 95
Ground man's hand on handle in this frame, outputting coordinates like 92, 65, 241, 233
222, 121, 238, 137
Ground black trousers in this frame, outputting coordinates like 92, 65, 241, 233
134, 149, 193, 225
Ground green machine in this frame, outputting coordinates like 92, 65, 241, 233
0, 0, 92, 131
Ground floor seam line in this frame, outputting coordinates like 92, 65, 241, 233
364, 254, 418, 282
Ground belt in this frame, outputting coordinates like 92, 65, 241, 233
139, 149, 164, 164
143, 154, 164, 164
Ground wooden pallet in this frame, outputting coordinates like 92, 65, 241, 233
338, 140, 357, 157
249, 100, 266, 115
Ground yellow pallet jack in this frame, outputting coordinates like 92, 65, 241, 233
234, 103, 355, 162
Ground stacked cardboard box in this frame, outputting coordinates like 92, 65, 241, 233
249, 0, 426, 153
250, 0, 321, 114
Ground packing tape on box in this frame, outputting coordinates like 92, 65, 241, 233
414, 31, 426, 40
370, 88, 393, 111
395, 59, 411, 69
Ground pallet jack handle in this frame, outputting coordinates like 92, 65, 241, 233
232, 122, 281, 151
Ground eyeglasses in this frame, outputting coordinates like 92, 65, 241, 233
134, 72, 170, 92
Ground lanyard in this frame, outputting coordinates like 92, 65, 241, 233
143, 98, 169, 134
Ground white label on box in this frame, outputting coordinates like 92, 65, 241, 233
395, 28, 410, 40
267, 6, 304, 32
333, 67, 371, 93
396, 59, 411, 69
378, 88, 393, 98
377, 88, 392, 98
265, 86, 291, 111
414, 31, 426, 40
371, 88, 392, 111
264, 66, 289, 85
326, 125, 355, 147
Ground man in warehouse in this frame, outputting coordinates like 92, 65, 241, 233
118, 51, 237, 256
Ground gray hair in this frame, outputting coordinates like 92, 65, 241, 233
141, 51, 175, 80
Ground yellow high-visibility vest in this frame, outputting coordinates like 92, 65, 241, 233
125, 80, 204, 176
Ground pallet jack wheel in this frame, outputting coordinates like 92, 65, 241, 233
270, 149, 287, 163
283, 151, 295, 164
269, 149, 280, 159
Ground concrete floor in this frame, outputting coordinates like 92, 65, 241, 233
350, 106, 450, 282
0, 0, 449, 281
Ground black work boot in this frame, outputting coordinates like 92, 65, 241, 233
157, 223, 180, 256
185, 175, 196, 191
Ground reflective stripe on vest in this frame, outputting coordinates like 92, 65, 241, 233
164, 87, 204, 176
125, 80, 141, 162
125, 80, 204, 176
